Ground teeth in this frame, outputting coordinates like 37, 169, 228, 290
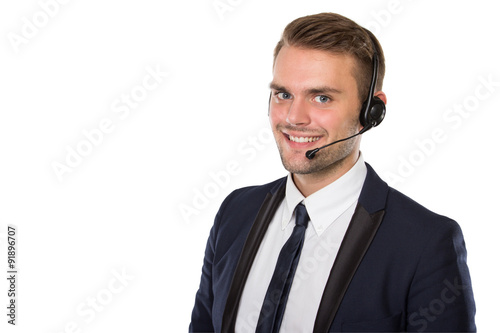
288, 135, 320, 143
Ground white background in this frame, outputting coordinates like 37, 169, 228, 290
1, 0, 498, 332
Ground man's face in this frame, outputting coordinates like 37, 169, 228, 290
269, 46, 363, 176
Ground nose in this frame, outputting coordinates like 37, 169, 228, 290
286, 98, 311, 126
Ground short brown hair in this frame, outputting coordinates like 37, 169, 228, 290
273, 13, 385, 103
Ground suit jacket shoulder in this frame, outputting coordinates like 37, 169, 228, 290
332, 164, 476, 332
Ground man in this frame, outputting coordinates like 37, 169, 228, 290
190, 12, 475, 332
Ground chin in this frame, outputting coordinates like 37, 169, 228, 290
280, 148, 354, 176
280, 155, 317, 175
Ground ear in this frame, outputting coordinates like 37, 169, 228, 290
374, 91, 387, 105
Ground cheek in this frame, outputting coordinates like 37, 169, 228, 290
315, 103, 359, 131
268, 104, 284, 126
313, 111, 341, 131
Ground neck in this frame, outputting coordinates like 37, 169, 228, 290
292, 150, 360, 197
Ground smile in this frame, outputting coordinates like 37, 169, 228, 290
287, 135, 321, 143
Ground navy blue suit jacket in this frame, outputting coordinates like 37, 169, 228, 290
190, 163, 475, 332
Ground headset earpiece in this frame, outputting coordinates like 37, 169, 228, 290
360, 96, 385, 127
359, 51, 386, 128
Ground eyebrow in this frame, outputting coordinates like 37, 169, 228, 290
269, 82, 288, 92
269, 82, 342, 95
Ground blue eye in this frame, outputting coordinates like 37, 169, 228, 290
277, 92, 292, 100
314, 95, 330, 103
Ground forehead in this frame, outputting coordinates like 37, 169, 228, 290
272, 46, 358, 93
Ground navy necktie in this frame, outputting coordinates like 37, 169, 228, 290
256, 203, 310, 333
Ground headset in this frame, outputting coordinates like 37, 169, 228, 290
359, 49, 386, 128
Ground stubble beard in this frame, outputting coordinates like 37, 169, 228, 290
276, 121, 359, 177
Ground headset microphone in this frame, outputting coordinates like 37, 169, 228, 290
305, 47, 386, 160
305, 125, 372, 159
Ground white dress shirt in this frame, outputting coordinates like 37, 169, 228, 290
235, 154, 367, 332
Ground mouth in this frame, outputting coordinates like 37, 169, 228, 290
285, 134, 321, 143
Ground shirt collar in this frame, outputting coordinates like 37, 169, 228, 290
282, 153, 367, 236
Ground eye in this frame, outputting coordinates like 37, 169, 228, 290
314, 95, 330, 103
276, 92, 292, 100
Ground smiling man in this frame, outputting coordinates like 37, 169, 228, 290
269, 45, 383, 197
190, 13, 475, 332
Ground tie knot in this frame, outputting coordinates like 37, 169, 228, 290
295, 203, 309, 228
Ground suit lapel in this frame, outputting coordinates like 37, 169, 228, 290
221, 181, 286, 333
313, 205, 385, 332
313, 163, 388, 333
